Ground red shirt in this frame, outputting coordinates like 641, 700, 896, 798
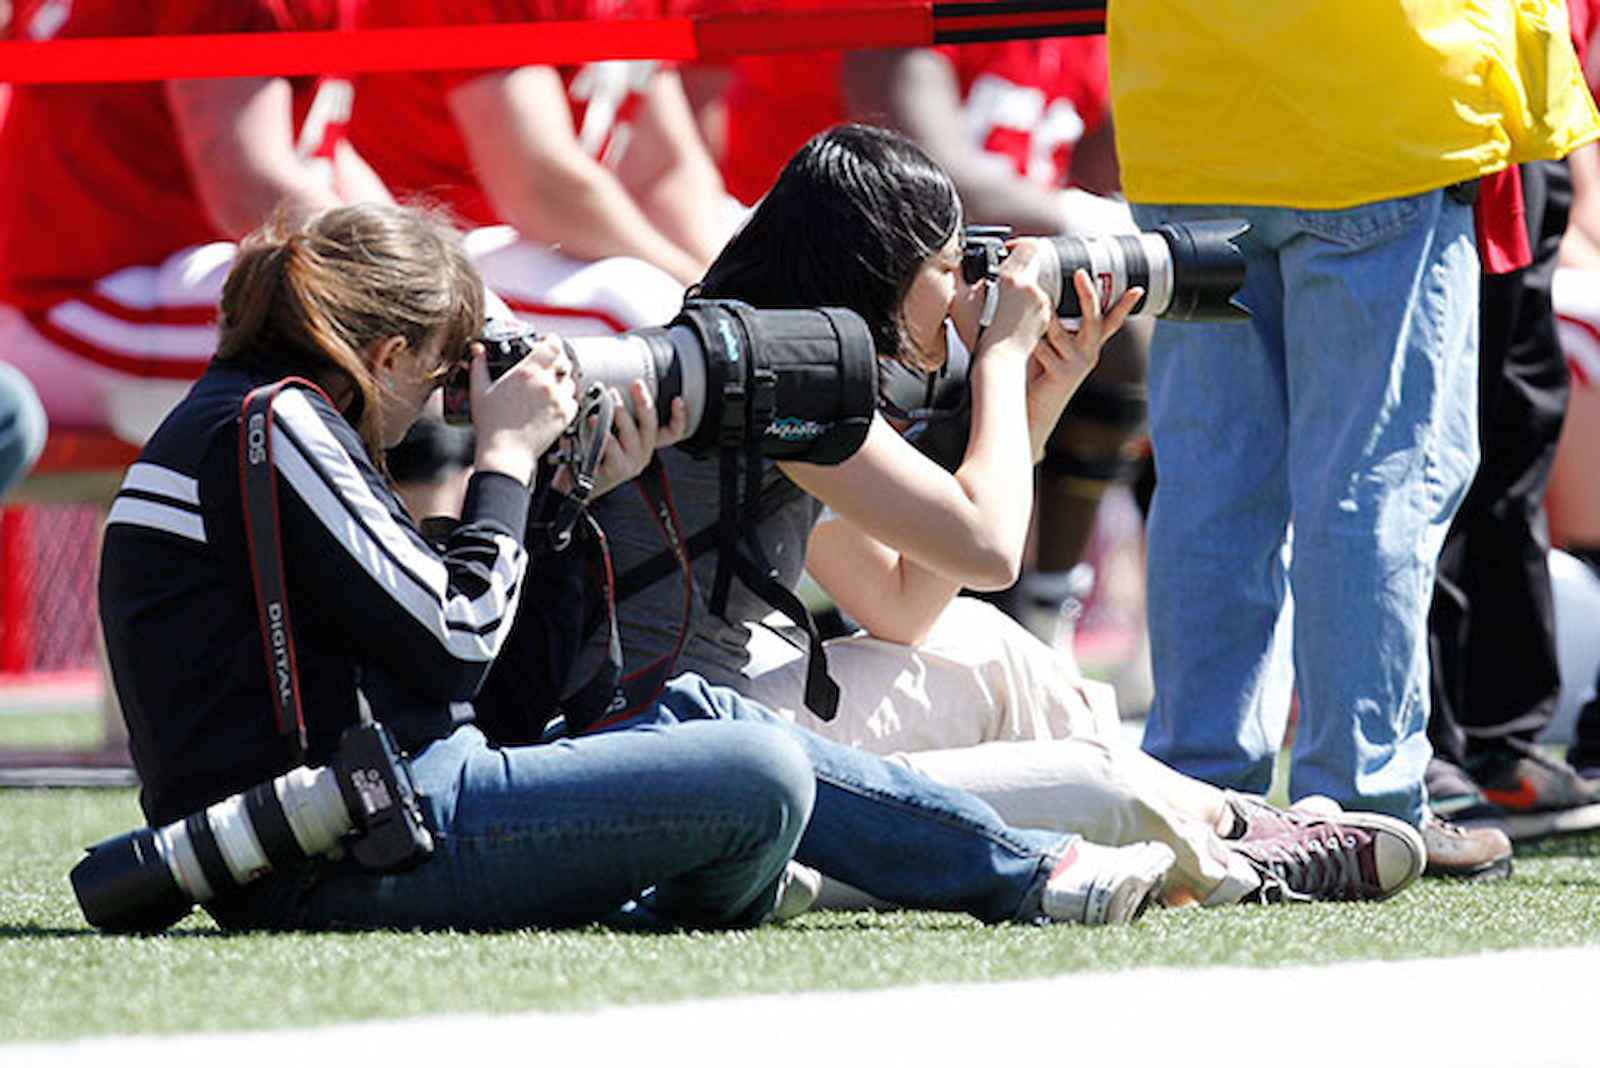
721, 37, 1110, 207
0, 0, 353, 311
349, 0, 657, 224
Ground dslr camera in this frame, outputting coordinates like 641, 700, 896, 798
443, 298, 879, 467
70, 720, 433, 933
961, 219, 1250, 322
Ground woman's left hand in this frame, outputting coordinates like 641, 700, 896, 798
1029, 268, 1143, 389
553, 379, 689, 499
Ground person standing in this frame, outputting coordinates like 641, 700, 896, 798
1107, 0, 1600, 873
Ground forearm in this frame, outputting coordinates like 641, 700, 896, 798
841, 48, 1065, 235
807, 521, 960, 645
614, 67, 732, 269
949, 340, 1040, 574
166, 77, 344, 238
502, 158, 706, 285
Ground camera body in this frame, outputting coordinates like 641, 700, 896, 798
443, 299, 879, 467
71, 720, 433, 933
961, 219, 1250, 322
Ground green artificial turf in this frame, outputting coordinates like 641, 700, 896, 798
1, 785, 1597, 1044
0, 708, 105, 751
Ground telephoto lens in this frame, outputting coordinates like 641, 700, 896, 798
962, 220, 1251, 322
443, 299, 880, 466
70, 721, 432, 933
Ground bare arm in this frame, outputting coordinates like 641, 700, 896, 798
448, 66, 707, 286
778, 242, 1062, 601
805, 513, 961, 645
1562, 140, 1600, 268
330, 141, 395, 206
842, 48, 1131, 238
611, 67, 733, 269
842, 48, 1066, 234
165, 77, 344, 237
792, 250, 1134, 641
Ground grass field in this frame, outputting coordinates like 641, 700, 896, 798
3, 780, 1598, 1046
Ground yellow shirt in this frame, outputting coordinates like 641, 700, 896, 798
1109, 0, 1600, 208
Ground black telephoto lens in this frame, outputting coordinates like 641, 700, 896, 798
1152, 220, 1251, 321
70, 828, 194, 934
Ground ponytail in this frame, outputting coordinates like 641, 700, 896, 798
218, 204, 485, 460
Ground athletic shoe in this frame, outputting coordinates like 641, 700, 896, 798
1468, 748, 1600, 839
1224, 793, 1425, 903
1041, 839, 1174, 925
1420, 812, 1513, 881
768, 861, 823, 923
1424, 757, 1510, 832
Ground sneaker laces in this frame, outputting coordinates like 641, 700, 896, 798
1239, 826, 1371, 902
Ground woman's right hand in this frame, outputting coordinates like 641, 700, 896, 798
469, 335, 579, 486
975, 238, 1059, 360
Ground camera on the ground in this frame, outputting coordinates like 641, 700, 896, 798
70, 720, 433, 934
961, 219, 1250, 322
443, 298, 878, 466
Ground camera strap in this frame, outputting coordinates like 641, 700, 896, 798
559, 459, 697, 734
705, 307, 838, 721
239, 380, 316, 764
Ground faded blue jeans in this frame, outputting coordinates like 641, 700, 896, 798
607, 675, 1071, 922
209, 712, 815, 931
209, 677, 1067, 930
1134, 192, 1480, 825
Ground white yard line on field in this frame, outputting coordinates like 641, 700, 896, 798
9, 946, 1598, 1067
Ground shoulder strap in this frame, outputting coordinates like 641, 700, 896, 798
239, 381, 313, 764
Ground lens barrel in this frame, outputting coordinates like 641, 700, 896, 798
1038, 219, 1249, 322
453, 302, 879, 467
70, 764, 356, 933
70, 828, 194, 934
1152, 220, 1251, 321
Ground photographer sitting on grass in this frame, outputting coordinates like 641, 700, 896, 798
95, 201, 1178, 932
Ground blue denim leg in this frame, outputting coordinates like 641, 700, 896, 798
0, 361, 45, 499
634, 676, 1072, 923
1136, 203, 1298, 796
1135, 196, 1479, 823
208, 721, 815, 931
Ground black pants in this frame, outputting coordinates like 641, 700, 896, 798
1428, 159, 1573, 767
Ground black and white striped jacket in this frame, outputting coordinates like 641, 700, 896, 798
99, 360, 547, 826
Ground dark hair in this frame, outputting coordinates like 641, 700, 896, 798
216, 203, 485, 459
695, 124, 961, 362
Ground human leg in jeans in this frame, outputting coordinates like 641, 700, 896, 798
1282, 192, 1479, 823
1136, 202, 1297, 798
207, 718, 816, 932
632, 676, 1077, 923
1136, 195, 1479, 824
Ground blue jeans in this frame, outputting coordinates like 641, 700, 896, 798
1133, 193, 1480, 824
208, 715, 815, 931
0, 361, 45, 499
610, 676, 1071, 923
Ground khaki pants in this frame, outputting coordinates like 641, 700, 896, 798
744, 598, 1259, 905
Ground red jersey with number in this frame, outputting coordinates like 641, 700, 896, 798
721, 37, 1110, 206
349, 0, 658, 224
0, 0, 355, 311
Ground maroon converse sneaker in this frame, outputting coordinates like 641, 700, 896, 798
1225, 793, 1426, 903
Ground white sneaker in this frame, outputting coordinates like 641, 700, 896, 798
1041, 840, 1175, 925
768, 861, 823, 923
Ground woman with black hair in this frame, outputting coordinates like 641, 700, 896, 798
584, 124, 1429, 907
